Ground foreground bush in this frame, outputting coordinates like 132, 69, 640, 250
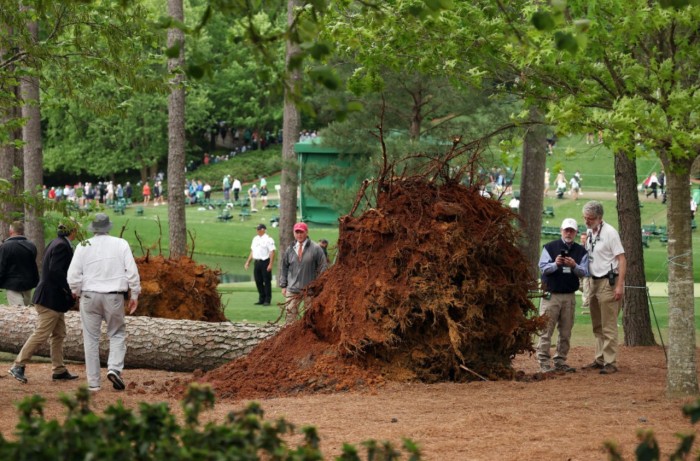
0, 384, 420, 461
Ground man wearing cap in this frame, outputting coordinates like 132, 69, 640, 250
581, 200, 626, 375
279, 222, 328, 324
536, 217, 589, 373
244, 224, 276, 306
67, 213, 141, 392
0, 221, 40, 306
9, 224, 79, 384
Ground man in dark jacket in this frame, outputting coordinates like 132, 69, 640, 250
0, 221, 39, 305
9, 224, 79, 384
536, 218, 589, 373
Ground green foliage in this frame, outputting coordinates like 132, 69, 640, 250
0, 384, 421, 461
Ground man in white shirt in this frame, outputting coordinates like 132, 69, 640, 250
244, 224, 276, 306
581, 201, 626, 375
232, 178, 242, 202
67, 213, 141, 392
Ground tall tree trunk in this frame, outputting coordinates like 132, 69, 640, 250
662, 154, 698, 397
409, 86, 422, 141
0, 22, 19, 239
21, 19, 45, 265
519, 109, 546, 280
614, 150, 654, 346
279, 0, 302, 266
167, 0, 187, 258
0, 306, 279, 372
0, 89, 22, 240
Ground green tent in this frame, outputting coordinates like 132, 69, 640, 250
294, 138, 365, 225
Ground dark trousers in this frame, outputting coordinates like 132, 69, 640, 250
646, 184, 657, 198
254, 259, 272, 303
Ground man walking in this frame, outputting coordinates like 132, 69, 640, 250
537, 218, 589, 373
279, 222, 327, 324
9, 224, 79, 384
232, 178, 242, 202
244, 224, 276, 306
581, 201, 626, 375
67, 213, 141, 391
0, 221, 39, 305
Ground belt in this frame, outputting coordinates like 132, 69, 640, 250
591, 274, 616, 280
255, 258, 270, 261
107, 291, 128, 295
549, 291, 575, 294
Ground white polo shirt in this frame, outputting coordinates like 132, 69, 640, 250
585, 222, 624, 277
251, 233, 276, 260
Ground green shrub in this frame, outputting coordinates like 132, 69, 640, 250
0, 384, 421, 461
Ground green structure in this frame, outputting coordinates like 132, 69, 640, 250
294, 137, 365, 225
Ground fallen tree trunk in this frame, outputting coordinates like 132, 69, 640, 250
0, 305, 279, 372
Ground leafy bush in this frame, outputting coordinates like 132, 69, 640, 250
0, 384, 421, 461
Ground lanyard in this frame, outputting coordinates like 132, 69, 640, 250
588, 222, 603, 253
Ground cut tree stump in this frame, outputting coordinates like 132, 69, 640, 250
0, 305, 279, 372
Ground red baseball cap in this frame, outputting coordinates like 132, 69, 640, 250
293, 222, 308, 233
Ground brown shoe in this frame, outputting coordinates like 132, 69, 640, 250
582, 361, 604, 370
600, 364, 618, 375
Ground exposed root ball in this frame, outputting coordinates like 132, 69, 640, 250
134, 255, 225, 322
204, 177, 543, 399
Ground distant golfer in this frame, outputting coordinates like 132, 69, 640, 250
244, 223, 276, 306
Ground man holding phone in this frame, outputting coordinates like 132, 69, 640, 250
536, 218, 589, 373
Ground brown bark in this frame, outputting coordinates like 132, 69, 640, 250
0, 306, 279, 371
21, 19, 45, 266
409, 86, 423, 141
279, 0, 303, 264
614, 150, 655, 346
662, 155, 698, 397
519, 109, 546, 280
167, 0, 187, 258
0, 21, 21, 240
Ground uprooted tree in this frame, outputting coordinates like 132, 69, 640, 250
203, 136, 546, 399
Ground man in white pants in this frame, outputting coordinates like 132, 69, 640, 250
67, 213, 141, 391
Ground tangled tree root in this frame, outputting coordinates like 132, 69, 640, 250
205, 171, 545, 400
134, 255, 225, 322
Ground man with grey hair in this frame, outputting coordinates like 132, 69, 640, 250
67, 213, 141, 391
581, 201, 626, 374
0, 221, 39, 305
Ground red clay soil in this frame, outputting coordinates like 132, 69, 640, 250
205, 174, 547, 400
133, 254, 225, 322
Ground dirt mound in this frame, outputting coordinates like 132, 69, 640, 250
133, 255, 225, 322
206, 167, 544, 399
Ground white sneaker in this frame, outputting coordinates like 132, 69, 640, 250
88, 386, 101, 392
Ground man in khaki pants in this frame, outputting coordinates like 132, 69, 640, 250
581, 201, 626, 375
537, 218, 589, 373
9, 224, 79, 383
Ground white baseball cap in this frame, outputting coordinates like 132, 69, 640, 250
561, 218, 578, 230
